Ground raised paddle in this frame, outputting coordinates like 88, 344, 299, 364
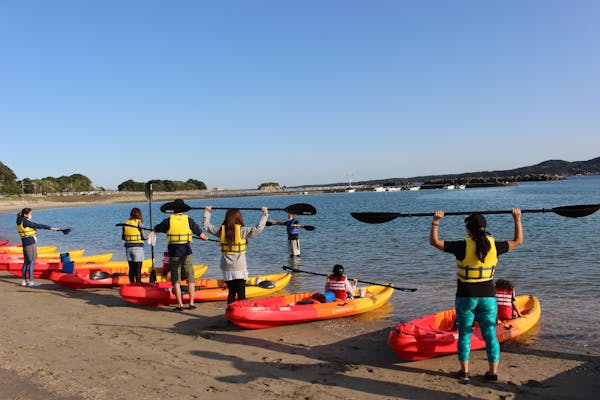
265, 221, 316, 231
145, 181, 156, 282
115, 224, 220, 243
160, 201, 317, 216
282, 266, 417, 292
351, 203, 600, 224
59, 228, 72, 235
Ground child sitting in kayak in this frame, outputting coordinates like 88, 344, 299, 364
324, 264, 358, 301
495, 279, 523, 321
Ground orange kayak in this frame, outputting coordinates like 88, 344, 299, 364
226, 284, 394, 329
120, 272, 291, 306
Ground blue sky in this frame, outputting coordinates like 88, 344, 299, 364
1, 0, 599, 190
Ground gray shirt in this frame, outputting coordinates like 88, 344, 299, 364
202, 210, 267, 280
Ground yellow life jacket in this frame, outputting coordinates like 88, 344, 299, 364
16, 221, 36, 239
220, 224, 247, 254
456, 236, 497, 283
123, 218, 144, 244
166, 214, 192, 244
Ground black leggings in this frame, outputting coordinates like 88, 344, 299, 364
226, 279, 246, 303
128, 261, 142, 283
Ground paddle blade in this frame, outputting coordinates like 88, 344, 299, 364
61, 228, 72, 235
552, 204, 600, 218
351, 212, 400, 224
285, 203, 317, 215
303, 225, 316, 231
144, 181, 153, 201
265, 221, 273, 226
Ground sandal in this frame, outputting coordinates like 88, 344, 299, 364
188, 305, 197, 310
173, 306, 183, 312
457, 371, 469, 381
484, 371, 498, 381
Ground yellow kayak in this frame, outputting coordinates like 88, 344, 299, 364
0, 245, 58, 254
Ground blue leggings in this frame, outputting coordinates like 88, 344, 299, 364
21, 260, 35, 281
455, 297, 500, 363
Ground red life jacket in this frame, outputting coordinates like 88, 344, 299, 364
496, 287, 514, 320
326, 275, 347, 300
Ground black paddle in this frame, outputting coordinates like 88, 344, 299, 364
115, 224, 220, 243
282, 266, 417, 292
160, 201, 317, 216
145, 181, 156, 282
59, 228, 72, 235
265, 221, 316, 231
351, 203, 600, 224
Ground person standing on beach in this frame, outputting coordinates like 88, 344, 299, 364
122, 207, 154, 283
269, 212, 302, 257
154, 199, 208, 311
203, 206, 268, 303
16, 208, 62, 287
429, 208, 523, 382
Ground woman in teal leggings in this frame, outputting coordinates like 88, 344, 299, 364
430, 209, 523, 382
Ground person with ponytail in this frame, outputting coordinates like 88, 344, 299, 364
122, 207, 153, 283
203, 206, 268, 304
16, 208, 61, 287
429, 208, 522, 382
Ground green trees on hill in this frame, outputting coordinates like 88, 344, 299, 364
0, 161, 21, 195
117, 179, 207, 192
0, 162, 94, 194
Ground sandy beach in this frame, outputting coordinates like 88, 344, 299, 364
1, 196, 599, 400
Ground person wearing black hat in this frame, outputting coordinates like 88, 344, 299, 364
429, 208, 522, 382
154, 199, 208, 311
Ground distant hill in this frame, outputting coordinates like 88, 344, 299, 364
309, 157, 600, 188
408, 156, 600, 182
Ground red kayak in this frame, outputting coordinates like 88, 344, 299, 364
49, 264, 208, 289
0, 240, 9, 246
387, 295, 541, 360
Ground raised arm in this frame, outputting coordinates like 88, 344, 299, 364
507, 208, 523, 251
429, 210, 445, 251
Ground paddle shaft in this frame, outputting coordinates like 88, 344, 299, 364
115, 224, 219, 242
160, 201, 317, 215
283, 266, 417, 292
351, 203, 600, 224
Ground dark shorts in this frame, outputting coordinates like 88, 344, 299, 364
169, 255, 195, 284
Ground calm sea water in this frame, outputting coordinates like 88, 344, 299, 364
1, 176, 599, 355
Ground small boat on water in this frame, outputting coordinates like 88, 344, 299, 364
226, 284, 394, 329
0, 240, 9, 246
408, 186, 420, 191
119, 272, 291, 306
387, 295, 541, 360
49, 264, 208, 289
